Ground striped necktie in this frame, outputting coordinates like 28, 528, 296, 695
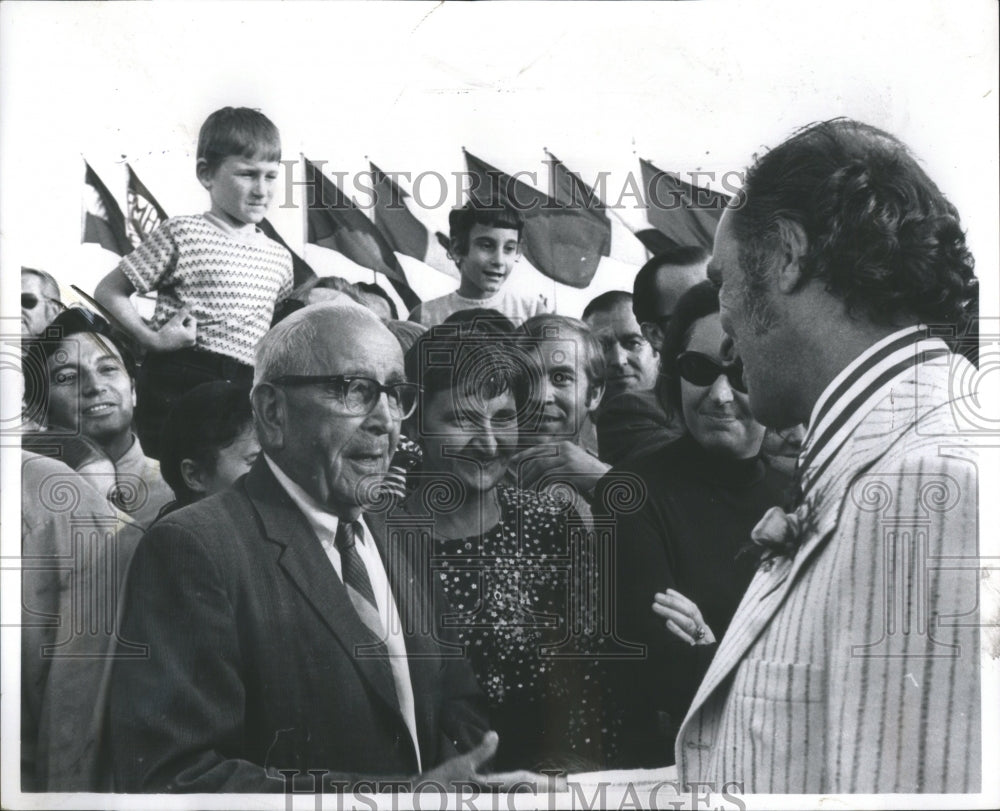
334, 520, 385, 644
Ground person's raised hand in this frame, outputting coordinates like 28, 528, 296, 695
653, 588, 716, 646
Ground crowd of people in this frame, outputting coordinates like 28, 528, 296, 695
18, 108, 982, 795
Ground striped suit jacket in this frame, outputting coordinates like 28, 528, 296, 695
675, 346, 981, 793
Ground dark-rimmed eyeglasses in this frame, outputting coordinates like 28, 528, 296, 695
22, 293, 64, 311
269, 375, 419, 419
676, 351, 747, 393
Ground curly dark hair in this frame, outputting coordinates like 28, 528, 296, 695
730, 118, 977, 327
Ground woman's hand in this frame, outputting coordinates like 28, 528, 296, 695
652, 588, 716, 646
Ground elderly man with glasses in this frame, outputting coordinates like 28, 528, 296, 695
110, 301, 555, 794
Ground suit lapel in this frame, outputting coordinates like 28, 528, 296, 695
368, 512, 440, 758
684, 367, 942, 722
244, 461, 405, 727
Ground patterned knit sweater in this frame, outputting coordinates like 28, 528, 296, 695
118, 214, 293, 366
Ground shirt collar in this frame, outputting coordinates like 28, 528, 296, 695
263, 453, 364, 546
795, 324, 950, 500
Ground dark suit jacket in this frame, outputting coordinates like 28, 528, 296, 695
110, 459, 488, 792
595, 389, 685, 467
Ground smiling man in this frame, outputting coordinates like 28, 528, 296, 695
408, 201, 548, 327
35, 308, 173, 529
583, 290, 684, 465
676, 119, 981, 793
109, 302, 526, 793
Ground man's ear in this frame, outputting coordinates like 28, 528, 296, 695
195, 158, 214, 191
179, 458, 209, 496
775, 219, 809, 295
251, 384, 286, 450
585, 382, 605, 413
640, 322, 664, 354
448, 236, 464, 267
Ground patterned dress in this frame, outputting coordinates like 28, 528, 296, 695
422, 485, 619, 771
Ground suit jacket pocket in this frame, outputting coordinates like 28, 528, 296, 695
730, 658, 826, 792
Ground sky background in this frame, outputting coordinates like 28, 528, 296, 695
1, 0, 997, 320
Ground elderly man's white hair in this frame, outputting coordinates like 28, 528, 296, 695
253, 299, 381, 387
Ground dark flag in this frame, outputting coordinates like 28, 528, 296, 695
546, 151, 612, 259
303, 158, 420, 309
464, 150, 607, 289
82, 161, 132, 256
257, 217, 318, 289
125, 164, 168, 248
639, 158, 730, 250
370, 162, 458, 278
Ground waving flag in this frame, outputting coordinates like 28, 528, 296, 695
256, 218, 318, 289
82, 161, 131, 256
303, 158, 420, 309
370, 162, 458, 279
125, 164, 168, 248
546, 150, 612, 258
639, 158, 730, 250
464, 150, 606, 289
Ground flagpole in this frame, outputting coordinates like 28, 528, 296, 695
300, 153, 309, 271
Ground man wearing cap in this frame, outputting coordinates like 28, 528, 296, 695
675, 119, 981, 792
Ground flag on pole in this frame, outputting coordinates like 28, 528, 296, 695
257, 217, 318, 289
82, 161, 132, 256
303, 158, 420, 309
546, 150, 612, 257
125, 164, 168, 248
639, 158, 730, 250
370, 162, 458, 279
464, 150, 606, 289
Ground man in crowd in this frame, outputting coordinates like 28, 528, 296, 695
632, 245, 709, 352
31, 308, 173, 529
110, 302, 547, 792
509, 314, 610, 523
21, 267, 63, 337
676, 118, 981, 792
582, 290, 682, 465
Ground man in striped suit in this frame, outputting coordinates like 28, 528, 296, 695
675, 119, 982, 793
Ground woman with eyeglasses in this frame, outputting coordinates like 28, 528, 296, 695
594, 280, 790, 768
393, 322, 617, 772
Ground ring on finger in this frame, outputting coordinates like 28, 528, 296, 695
693, 625, 706, 641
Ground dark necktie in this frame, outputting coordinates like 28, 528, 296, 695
334, 520, 384, 643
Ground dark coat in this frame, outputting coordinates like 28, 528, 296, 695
110, 458, 488, 792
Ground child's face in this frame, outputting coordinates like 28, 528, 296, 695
528, 335, 600, 442
199, 154, 280, 227
454, 224, 520, 297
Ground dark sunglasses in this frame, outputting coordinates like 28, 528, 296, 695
676, 351, 747, 393
269, 374, 420, 419
22, 293, 63, 311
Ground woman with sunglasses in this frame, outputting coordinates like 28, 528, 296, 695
394, 322, 617, 772
595, 280, 789, 767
